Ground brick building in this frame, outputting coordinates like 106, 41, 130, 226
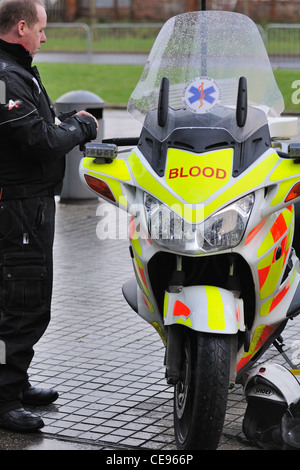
237, 0, 300, 22
48, 0, 300, 23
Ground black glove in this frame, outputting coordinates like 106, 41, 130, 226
75, 114, 98, 141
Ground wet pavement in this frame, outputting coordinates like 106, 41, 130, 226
0, 110, 300, 453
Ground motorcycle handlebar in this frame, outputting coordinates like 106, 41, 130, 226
102, 137, 139, 146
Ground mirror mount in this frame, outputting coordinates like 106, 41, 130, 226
236, 76, 248, 128
157, 76, 169, 128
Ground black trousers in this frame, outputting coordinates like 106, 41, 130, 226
0, 196, 55, 413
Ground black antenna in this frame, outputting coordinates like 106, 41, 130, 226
157, 76, 169, 127
236, 76, 248, 127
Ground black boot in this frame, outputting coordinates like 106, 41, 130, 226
0, 407, 44, 432
21, 386, 59, 406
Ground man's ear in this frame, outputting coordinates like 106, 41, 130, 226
16, 20, 26, 37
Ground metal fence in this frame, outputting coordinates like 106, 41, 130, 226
42, 23, 92, 53
265, 24, 300, 66
91, 23, 163, 53
43, 23, 163, 55
42, 22, 300, 67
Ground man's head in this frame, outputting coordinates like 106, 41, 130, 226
0, 0, 47, 57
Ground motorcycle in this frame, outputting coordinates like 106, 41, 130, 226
79, 10, 300, 450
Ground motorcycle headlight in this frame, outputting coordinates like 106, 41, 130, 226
144, 193, 254, 254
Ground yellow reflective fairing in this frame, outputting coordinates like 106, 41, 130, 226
128, 151, 204, 224
129, 217, 154, 313
205, 286, 226, 331
256, 207, 294, 299
128, 150, 280, 224
163, 286, 240, 332
83, 149, 287, 224
260, 265, 296, 316
82, 157, 131, 207
82, 157, 131, 181
270, 158, 300, 206
165, 148, 232, 203
237, 324, 278, 373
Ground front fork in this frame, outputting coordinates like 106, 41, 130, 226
165, 326, 238, 386
164, 256, 243, 386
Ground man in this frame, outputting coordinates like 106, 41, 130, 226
0, 0, 98, 432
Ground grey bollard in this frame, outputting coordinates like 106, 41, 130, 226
55, 90, 105, 203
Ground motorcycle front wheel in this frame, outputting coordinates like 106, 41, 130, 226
174, 330, 231, 450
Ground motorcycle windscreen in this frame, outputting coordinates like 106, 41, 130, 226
127, 10, 284, 141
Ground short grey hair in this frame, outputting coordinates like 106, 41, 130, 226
0, 0, 45, 34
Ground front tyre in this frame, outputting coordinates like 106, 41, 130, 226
174, 330, 231, 450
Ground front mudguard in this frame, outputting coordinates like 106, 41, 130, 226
163, 286, 245, 334
163, 286, 244, 385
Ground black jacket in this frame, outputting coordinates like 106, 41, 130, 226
0, 39, 97, 199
